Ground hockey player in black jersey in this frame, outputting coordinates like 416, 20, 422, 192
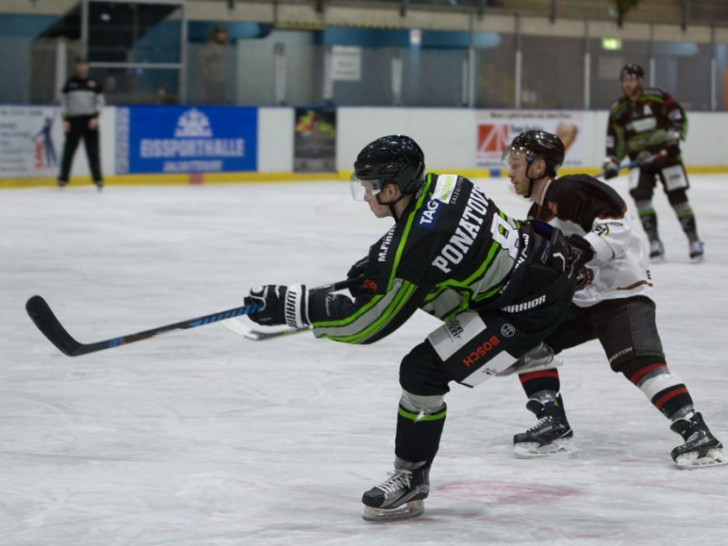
504, 129, 724, 469
243, 135, 590, 521
602, 63, 703, 262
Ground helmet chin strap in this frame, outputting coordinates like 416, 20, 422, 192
377, 193, 409, 221
376, 185, 410, 221
524, 158, 537, 199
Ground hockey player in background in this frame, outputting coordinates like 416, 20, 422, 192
504, 129, 724, 469
243, 135, 591, 521
602, 63, 703, 262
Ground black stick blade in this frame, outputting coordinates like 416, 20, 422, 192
26, 295, 82, 356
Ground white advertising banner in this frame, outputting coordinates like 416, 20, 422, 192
331, 46, 362, 81
476, 110, 585, 168
0, 106, 63, 178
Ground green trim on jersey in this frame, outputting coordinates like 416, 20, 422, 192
317, 280, 417, 343
387, 174, 434, 291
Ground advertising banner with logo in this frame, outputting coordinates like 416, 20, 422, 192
0, 106, 63, 178
117, 106, 257, 174
293, 108, 336, 173
476, 110, 585, 168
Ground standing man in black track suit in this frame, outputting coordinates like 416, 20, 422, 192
58, 57, 105, 190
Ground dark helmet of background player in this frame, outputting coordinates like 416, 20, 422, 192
354, 135, 426, 195
620, 63, 645, 81
504, 130, 565, 178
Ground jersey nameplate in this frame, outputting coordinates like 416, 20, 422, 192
431, 188, 491, 273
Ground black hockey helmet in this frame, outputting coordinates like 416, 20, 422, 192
620, 63, 645, 80
503, 130, 565, 177
352, 135, 425, 198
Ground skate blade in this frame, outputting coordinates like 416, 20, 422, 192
362, 500, 425, 522
650, 255, 665, 264
498, 358, 563, 377
690, 255, 704, 264
674, 448, 728, 469
514, 438, 577, 459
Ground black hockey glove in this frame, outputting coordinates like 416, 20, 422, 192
244, 284, 309, 327
346, 256, 372, 297
566, 234, 595, 290
347, 256, 369, 279
601, 156, 620, 180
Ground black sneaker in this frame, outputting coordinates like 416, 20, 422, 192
670, 412, 726, 468
514, 391, 575, 457
362, 466, 430, 521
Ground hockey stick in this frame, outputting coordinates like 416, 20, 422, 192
221, 319, 309, 341
220, 278, 361, 341
25, 278, 359, 357
595, 150, 667, 179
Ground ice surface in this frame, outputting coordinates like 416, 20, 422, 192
1, 175, 727, 545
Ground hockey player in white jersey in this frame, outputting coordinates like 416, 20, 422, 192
503, 130, 725, 468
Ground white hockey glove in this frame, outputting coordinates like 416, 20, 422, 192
635, 150, 655, 166
665, 129, 681, 147
602, 156, 620, 180
244, 284, 309, 327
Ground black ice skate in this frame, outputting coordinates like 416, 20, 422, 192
649, 239, 665, 263
514, 391, 576, 458
362, 466, 430, 521
688, 240, 704, 263
670, 412, 726, 469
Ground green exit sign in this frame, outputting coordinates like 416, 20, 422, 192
602, 38, 622, 50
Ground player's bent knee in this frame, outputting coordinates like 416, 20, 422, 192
399, 342, 452, 396
666, 189, 688, 206
400, 389, 445, 414
631, 188, 654, 202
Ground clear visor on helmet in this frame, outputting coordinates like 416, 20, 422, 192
501, 145, 533, 167
350, 174, 384, 201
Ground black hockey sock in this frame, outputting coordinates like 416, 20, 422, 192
639, 210, 659, 242
394, 404, 446, 467
673, 202, 699, 242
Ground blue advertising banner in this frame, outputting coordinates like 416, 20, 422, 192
117, 106, 257, 174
